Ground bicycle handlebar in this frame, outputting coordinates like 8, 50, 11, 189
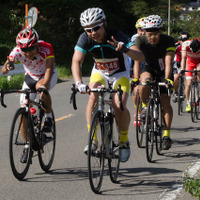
0, 88, 49, 108
180, 69, 200, 74
70, 84, 124, 111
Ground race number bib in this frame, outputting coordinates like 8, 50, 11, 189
95, 58, 120, 76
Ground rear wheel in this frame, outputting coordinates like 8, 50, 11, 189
195, 83, 200, 119
178, 77, 185, 115
38, 110, 56, 172
146, 99, 154, 163
108, 118, 120, 183
88, 111, 104, 193
9, 108, 32, 180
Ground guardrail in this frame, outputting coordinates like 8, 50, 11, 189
0, 64, 24, 81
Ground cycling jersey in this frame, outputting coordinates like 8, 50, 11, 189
175, 42, 181, 62
173, 42, 182, 74
74, 27, 133, 76
182, 40, 200, 77
135, 34, 175, 76
9, 40, 56, 80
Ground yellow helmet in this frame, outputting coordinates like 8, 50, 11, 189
135, 17, 146, 29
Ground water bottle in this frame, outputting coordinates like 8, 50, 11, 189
30, 107, 38, 126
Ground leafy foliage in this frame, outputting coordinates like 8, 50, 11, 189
0, 0, 198, 68
184, 175, 200, 198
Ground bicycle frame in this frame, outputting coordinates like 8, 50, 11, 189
70, 82, 123, 193
0, 88, 48, 149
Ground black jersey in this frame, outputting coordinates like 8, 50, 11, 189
135, 34, 175, 74
74, 27, 133, 76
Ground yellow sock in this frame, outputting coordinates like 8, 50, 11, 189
120, 130, 128, 143
87, 124, 97, 141
142, 103, 147, 108
163, 130, 170, 138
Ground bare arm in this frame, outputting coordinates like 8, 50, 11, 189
128, 45, 144, 63
165, 51, 175, 79
133, 60, 141, 80
42, 57, 55, 89
107, 36, 145, 62
71, 49, 85, 83
181, 50, 187, 70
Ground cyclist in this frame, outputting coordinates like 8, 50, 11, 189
1, 26, 58, 162
129, 17, 146, 127
172, 31, 190, 103
71, 7, 144, 162
134, 15, 175, 150
180, 38, 200, 112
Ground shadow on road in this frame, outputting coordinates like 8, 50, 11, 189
25, 167, 88, 182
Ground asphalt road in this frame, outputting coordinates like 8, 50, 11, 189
0, 77, 200, 200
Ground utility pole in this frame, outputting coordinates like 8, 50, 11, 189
168, 0, 170, 35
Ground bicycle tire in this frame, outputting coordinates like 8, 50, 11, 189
88, 111, 105, 193
38, 110, 56, 172
9, 107, 32, 180
190, 82, 196, 122
156, 103, 163, 155
146, 98, 154, 163
108, 118, 120, 183
136, 95, 144, 148
195, 83, 200, 120
178, 77, 184, 115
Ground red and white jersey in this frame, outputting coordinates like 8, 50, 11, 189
9, 40, 55, 79
182, 40, 200, 64
175, 42, 181, 62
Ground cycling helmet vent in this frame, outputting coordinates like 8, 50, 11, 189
16, 26, 39, 49
80, 7, 106, 27
135, 17, 146, 29
143, 15, 163, 29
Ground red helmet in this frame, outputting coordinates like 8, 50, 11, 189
16, 26, 39, 49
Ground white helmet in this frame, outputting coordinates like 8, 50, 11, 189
143, 15, 163, 29
80, 7, 106, 27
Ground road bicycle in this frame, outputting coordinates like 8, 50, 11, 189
70, 82, 124, 193
130, 81, 145, 148
0, 88, 56, 180
143, 80, 170, 163
177, 71, 185, 115
183, 69, 200, 122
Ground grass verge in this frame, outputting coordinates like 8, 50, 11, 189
184, 174, 200, 199
0, 66, 72, 90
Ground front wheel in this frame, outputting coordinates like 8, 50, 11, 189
108, 118, 120, 183
88, 111, 105, 193
38, 110, 56, 172
146, 99, 154, 163
136, 95, 144, 148
156, 103, 163, 155
190, 83, 196, 122
9, 108, 32, 180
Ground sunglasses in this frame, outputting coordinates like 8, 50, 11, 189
21, 45, 37, 52
84, 23, 104, 33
